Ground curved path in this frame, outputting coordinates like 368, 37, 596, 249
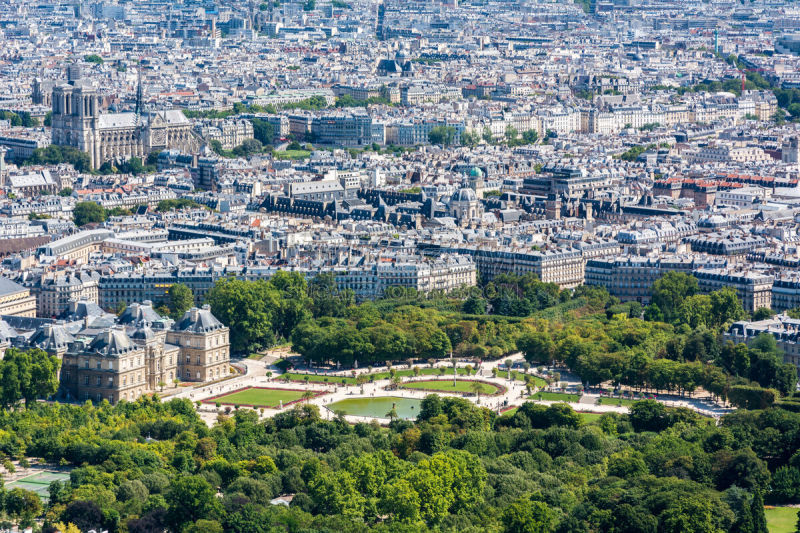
163, 353, 732, 426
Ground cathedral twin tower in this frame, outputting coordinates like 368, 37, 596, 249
45, 65, 197, 169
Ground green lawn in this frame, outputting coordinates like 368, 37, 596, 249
597, 397, 639, 407
579, 412, 603, 424
766, 507, 797, 533
206, 387, 309, 408
275, 149, 311, 160
530, 391, 582, 403
508, 370, 547, 387
399, 380, 501, 395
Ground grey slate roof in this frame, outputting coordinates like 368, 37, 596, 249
172, 306, 224, 333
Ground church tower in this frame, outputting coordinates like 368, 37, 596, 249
51, 84, 100, 168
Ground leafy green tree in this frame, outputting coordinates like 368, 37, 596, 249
522, 129, 539, 144
517, 332, 555, 365
61, 501, 105, 532
309, 470, 365, 522
379, 478, 421, 524
660, 497, 722, 533
751, 490, 768, 533
5, 487, 41, 523
710, 287, 746, 328
232, 138, 263, 157
461, 130, 480, 147
505, 125, 519, 145
156, 198, 202, 212
770, 466, 800, 502
251, 118, 275, 145
118, 156, 146, 175
677, 294, 712, 328
651, 272, 699, 323
309, 272, 354, 317
168, 283, 194, 319
205, 278, 280, 353
462, 295, 487, 315
502, 498, 555, 533
752, 307, 775, 321
166, 475, 222, 531
629, 400, 669, 432
26, 145, 91, 172
727, 385, 777, 409
428, 125, 456, 146
73, 201, 107, 226
0, 348, 60, 408
185, 519, 224, 533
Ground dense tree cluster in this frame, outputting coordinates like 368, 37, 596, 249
0, 348, 60, 408
335, 95, 392, 108
205, 270, 795, 412
97, 156, 157, 176
251, 118, 275, 145
72, 201, 107, 226
25, 145, 91, 173
156, 198, 203, 212
206, 272, 313, 353
428, 126, 457, 146
0, 110, 38, 128
0, 387, 792, 532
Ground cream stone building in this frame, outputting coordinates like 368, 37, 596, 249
30, 301, 229, 404
166, 305, 230, 382
0, 278, 37, 318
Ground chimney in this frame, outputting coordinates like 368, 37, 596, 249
190, 307, 199, 322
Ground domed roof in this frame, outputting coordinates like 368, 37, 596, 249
451, 187, 478, 203
172, 306, 225, 333
468, 166, 484, 178
89, 328, 136, 356
130, 326, 155, 341
118, 301, 163, 326
30, 323, 73, 350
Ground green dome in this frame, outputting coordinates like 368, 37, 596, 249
468, 166, 483, 178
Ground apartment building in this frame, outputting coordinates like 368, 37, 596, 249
693, 268, 773, 313
772, 273, 800, 313
685, 233, 767, 256
37, 229, 114, 264
194, 118, 254, 150
334, 254, 476, 301
0, 277, 37, 317
38, 271, 100, 318
584, 256, 726, 303
426, 245, 584, 288
727, 314, 800, 369
586, 256, 697, 303
311, 112, 372, 146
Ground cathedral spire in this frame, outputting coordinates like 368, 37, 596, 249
135, 66, 144, 126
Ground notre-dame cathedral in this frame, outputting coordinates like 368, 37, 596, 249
38, 65, 198, 169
